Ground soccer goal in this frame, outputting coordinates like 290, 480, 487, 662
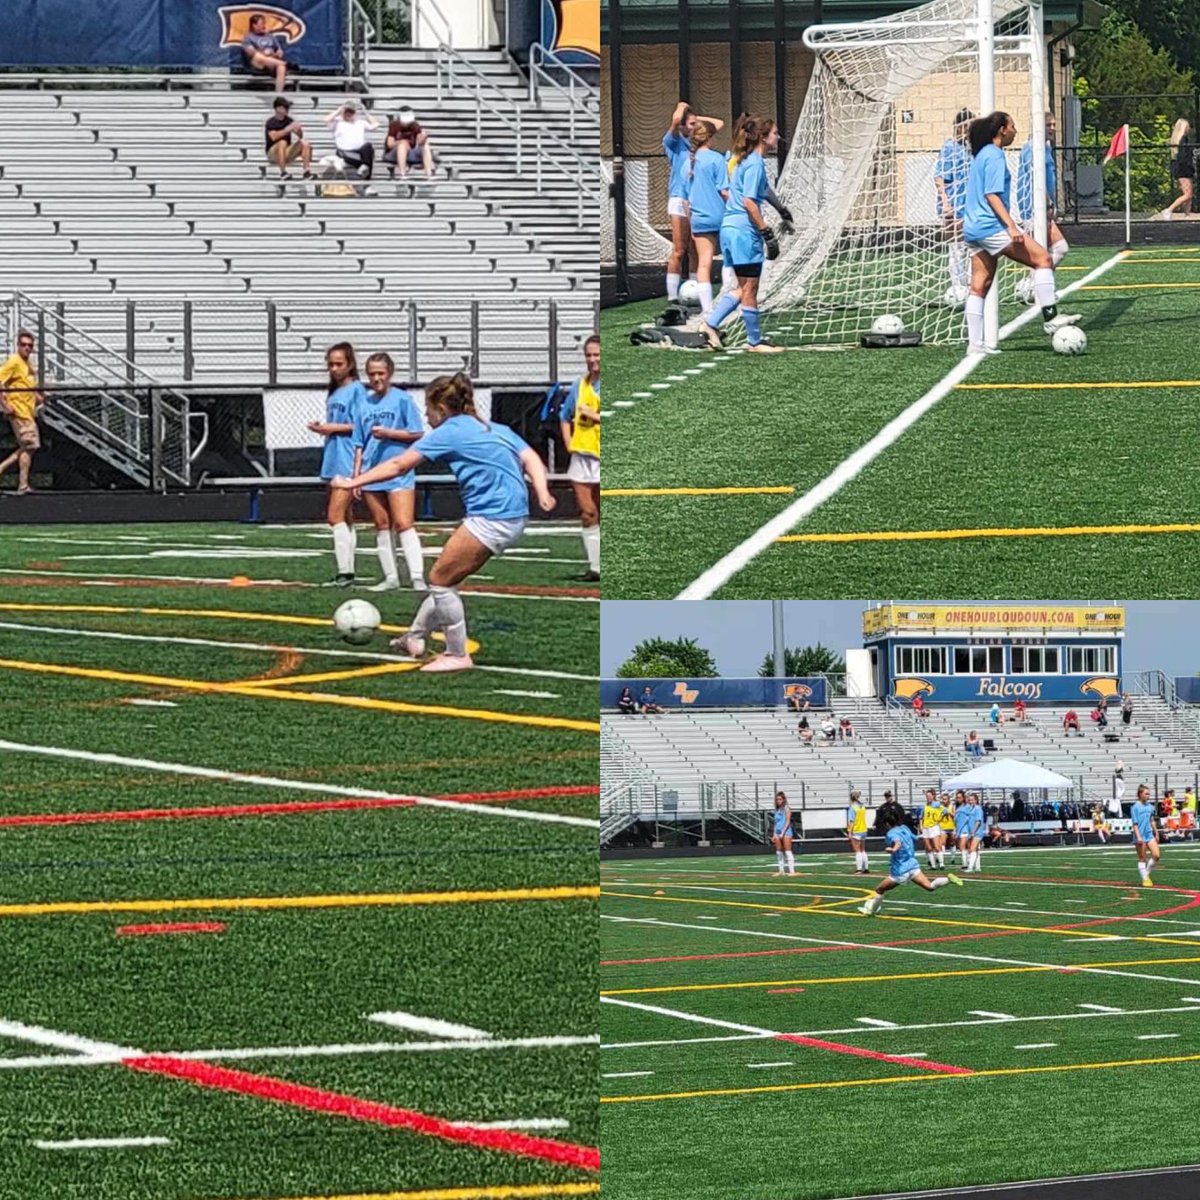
759, 0, 1051, 348
601, 158, 673, 270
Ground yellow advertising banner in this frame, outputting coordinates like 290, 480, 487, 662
862, 605, 1125, 636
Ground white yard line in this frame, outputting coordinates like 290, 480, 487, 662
969, 1011, 1015, 1020
1137, 1033, 1179, 1040
1014, 1044, 1057, 1050
601, 1071, 654, 1079
677, 249, 1129, 598
366, 1012, 490, 1040
33, 1137, 171, 1151
0, 740, 599, 830
0, 1019, 135, 1059
746, 1062, 793, 1069
1078, 1004, 1124, 1013
601, 996, 775, 1037
492, 689, 561, 699
854, 1018, 898, 1028
449, 1119, 570, 1131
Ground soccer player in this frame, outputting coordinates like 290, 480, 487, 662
934, 108, 974, 301
352, 352, 427, 592
920, 788, 943, 868
662, 102, 699, 300
858, 800, 961, 916
1014, 113, 1068, 296
961, 111, 1079, 355
941, 791, 959, 863
332, 373, 555, 673
1130, 784, 1161, 887
701, 115, 784, 354
559, 335, 600, 582
309, 342, 365, 587
846, 790, 869, 874
954, 792, 975, 870
964, 792, 984, 873
685, 121, 729, 317
772, 791, 796, 876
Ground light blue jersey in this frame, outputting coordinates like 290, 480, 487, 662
933, 137, 971, 217
1130, 800, 1156, 843
320, 380, 365, 480
886, 825, 919, 879
723, 153, 767, 228
1015, 140, 1057, 222
966, 803, 983, 837
411, 414, 530, 520
687, 147, 729, 234
774, 807, 792, 837
962, 143, 1011, 242
955, 804, 974, 837
354, 386, 424, 492
662, 129, 691, 199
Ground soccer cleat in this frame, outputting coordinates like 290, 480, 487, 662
1142, 877, 1155, 887
419, 652, 475, 674
366, 578, 400, 592
389, 632, 426, 658
947, 873, 963, 886
700, 322, 723, 351
1043, 312, 1081, 335
323, 573, 355, 588
857, 901, 877, 916
410, 578, 429, 592
966, 344, 1001, 357
746, 342, 785, 354
576, 570, 601, 583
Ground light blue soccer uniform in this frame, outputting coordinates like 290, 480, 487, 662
774, 807, 793, 838
1130, 800, 1156, 843
955, 804, 974, 839
1015, 140, 1057, 222
410, 414, 530, 520
934, 137, 971, 218
662, 129, 691, 201
687, 147, 729, 234
353, 386, 424, 492
320, 380, 365, 481
962, 143, 1012, 243
886, 825, 920, 882
720, 152, 768, 268
966, 803, 984, 838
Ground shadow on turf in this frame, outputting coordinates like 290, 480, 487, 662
839, 1164, 1200, 1200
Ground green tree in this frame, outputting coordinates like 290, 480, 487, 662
1108, 0, 1200, 83
616, 637, 719, 678
758, 643, 846, 678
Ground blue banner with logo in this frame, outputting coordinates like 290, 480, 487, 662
0, 0, 343, 70
888, 674, 1122, 706
602, 677, 828, 710
1177, 678, 1200, 705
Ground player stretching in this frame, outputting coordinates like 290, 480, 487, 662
846, 790, 869, 874
1131, 784, 1161, 887
963, 792, 984, 873
663, 102, 701, 300
772, 791, 796, 876
1014, 112, 1069, 296
961, 110, 1079, 355
920, 788, 943, 868
859, 801, 961, 916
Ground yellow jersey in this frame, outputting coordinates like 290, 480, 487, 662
940, 805, 956, 832
922, 802, 943, 830
567, 376, 600, 459
846, 802, 868, 835
1186, 792, 1197, 814
0, 353, 37, 420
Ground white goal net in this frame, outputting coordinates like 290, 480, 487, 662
601, 158, 673, 267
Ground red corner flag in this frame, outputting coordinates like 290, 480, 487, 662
1103, 124, 1128, 163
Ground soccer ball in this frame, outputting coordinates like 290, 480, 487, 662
942, 284, 968, 308
1013, 273, 1036, 305
333, 598, 381, 645
870, 314, 905, 335
678, 280, 702, 307
1051, 325, 1088, 355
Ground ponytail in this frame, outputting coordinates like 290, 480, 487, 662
968, 111, 1012, 156
729, 115, 774, 177
689, 121, 713, 176
325, 341, 358, 395
425, 371, 481, 423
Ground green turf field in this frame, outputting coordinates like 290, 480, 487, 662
601, 845, 1200, 1199
601, 245, 1200, 598
0, 520, 598, 1200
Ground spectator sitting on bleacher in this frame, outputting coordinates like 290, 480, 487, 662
242, 13, 292, 92
1091, 703, 1108, 730
325, 100, 379, 179
385, 109, 435, 180
638, 687, 663, 715
617, 687, 636, 715
988, 822, 1015, 847
264, 98, 313, 180
787, 694, 810, 714
839, 716, 855, 742
1013, 697, 1027, 723
965, 730, 984, 758
820, 715, 836, 744
798, 723, 813, 748
988, 702, 1004, 729
912, 694, 927, 718
1062, 708, 1080, 736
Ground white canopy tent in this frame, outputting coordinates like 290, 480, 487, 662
943, 759, 1076, 792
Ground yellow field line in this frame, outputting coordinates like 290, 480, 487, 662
235, 662, 421, 689
223, 1184, 600, 1200
0, 884, 600, 919
0, 602, 411, 631
956, 380, 1200, 391
1082, 281, 1200, 290
774, 522, 1200, 546
1114, 256, 1200, 264
600, 486, 795, 498
0, 658, 599, 734
601, 1051, 1200, 1104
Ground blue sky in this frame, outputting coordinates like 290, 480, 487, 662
600, 601, 1200, 677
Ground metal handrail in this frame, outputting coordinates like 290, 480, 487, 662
526, 43, 598, 141
348, 0, 377, 85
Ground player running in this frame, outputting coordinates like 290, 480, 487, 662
559, 334, 600, 582
352, 352, 427, 592
772, 791, 796, 876
701, 115, 785, 354
961, 110, 1079, 355
310, 342, 365, 587
933, 108, 974, 302
685, 120, 729, 318
1014, 111, 1069, 296
1130, 784, 1161, 887
920, 788, 943, 868
858, 800, 961, 916
846, 790, 869, 874
332, 373, 555, 673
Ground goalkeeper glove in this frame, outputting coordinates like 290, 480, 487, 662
762, 227, 780, 260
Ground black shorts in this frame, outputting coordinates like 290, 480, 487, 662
729, 261, 762, 278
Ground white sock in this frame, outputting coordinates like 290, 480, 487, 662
859, 851, 869, 871
375, 529, 398, 583
408, 593, 437, 637
937, 852, 945, 867
1033, 266, 1056, 308
331, 522, 355, 575
927, 852, 936, 867
930, 877, 949, 890
1137, 860, 1148, 880
863, 893, 881, 913
398, 527, 425, 584
431, 585, 467, 656
785, 850, 795, 874
965, 293, 985, 348
776, 850, 786, 871
666, 272, 681, 299
721, 265, 737, 293
582, 523, 600, 572
974, 850, 982, 871
698, 281, 714, 314
1050, 238, 1069, 267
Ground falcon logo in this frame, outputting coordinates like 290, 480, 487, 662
784, 684, 813, 699
673, 681, 700, 704
893, 677, 935, 701
1080, 676, 1120, 700
542, 0, 599, 62
219, 4, 307, 48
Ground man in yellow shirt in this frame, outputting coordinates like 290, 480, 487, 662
0, 330, 42, 494
559, 334, 600, 582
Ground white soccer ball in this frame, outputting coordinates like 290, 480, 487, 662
333, 598, 381, 644
942, 284, 968, 308
1051, 325, 1088, 355
870, 314, 905, 335
1013, 274, 1036, 305
678, 280, 702, 307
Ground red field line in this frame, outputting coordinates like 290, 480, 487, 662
775, 1034, 971, 1075
123, 1055, 600, 1171
116, 922, 227, 936
0, 784, 599, 828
